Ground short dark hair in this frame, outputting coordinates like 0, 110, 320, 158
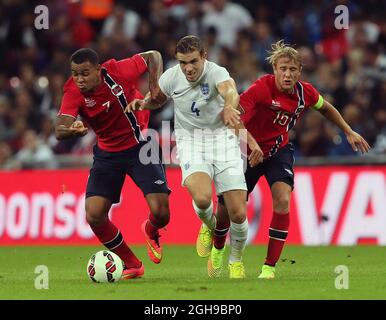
70, 48, 99, 65
175, 35, 205, 55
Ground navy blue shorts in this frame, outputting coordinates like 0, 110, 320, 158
218, 143, 295, 205
86, 141, 171, 204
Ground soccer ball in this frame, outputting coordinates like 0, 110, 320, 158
86, 250, 123, 283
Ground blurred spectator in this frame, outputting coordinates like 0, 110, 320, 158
298, 46, 318, 84
135, 19, 154, 52
81, 0, 114, 35
0, 141, 20, 170
68, 2, 95, 48
297, 112, 332, 157
39, 72, 66, 118
163, 39, 178, 69
15, 129, 57, 169
282, 2, 321, 47
348, 15, 380, 47
372, 109, 386, 154
149, 0, 169, 28
101, 4, 140, 41
0, 96, 13, 141
182, 0, 205, 37
232, 30, 259, 90
329, 104, 365, 156
202, 0, 253, 50
39, 115, 58, 150
202, 26, 222, 64
251, 21, 276, 72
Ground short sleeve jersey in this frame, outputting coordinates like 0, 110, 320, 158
58, 54, 149, 152
240, 74, 323, 158
159, 60, 231, 139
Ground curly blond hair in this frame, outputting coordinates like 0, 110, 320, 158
266, 40, 302, 68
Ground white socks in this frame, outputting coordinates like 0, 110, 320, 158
229, 219, 248, 263
192, 200, 216, 230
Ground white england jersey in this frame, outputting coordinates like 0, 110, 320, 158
159, 60, 246, 192
159, 60, 231, 140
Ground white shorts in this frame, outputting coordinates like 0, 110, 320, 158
176, 133, 247, 195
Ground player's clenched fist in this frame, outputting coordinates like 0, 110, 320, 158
222, 106, 240, 128
70, 120, 88, 136
247, 137, 264, 167
149, 85, 165, 105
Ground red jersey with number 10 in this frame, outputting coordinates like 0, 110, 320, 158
240, 74, 322, 158
58, 54, 149, 152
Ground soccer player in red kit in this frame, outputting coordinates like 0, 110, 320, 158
55, 48, 171, 279
212, 40, 370, 279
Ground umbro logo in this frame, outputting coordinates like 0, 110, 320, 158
85, 97, 96, 107
269, 100, 281, 110
154, 180, 165, 185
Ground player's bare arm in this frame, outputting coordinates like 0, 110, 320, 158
125, 91, 168, 113
216, 78, 241, 127
139, 50, 164, 104
229, 119, 264, 167
318, 100, 371, 154
55, 115, 88, 140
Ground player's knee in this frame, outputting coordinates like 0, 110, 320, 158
85, 203, 108, 227
273, 194, 290, 213
193, 194, 212, 210
228, 209, 247, 224
85, 212, 106, 227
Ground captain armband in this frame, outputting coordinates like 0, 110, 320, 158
312, 95, 324, 110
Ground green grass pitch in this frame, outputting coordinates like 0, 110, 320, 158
1, 245, 385, 300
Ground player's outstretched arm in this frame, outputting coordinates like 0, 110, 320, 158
55, 115, 88, 140
125, 91, 167, 113
217, 79, 241, 127
230, 120, 264, 166
317, 100, 371, 154
138, 50, 164, 104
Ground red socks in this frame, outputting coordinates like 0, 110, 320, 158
265, 211, 290, 266
90, 219, 141, 269
213, 220, 230, 249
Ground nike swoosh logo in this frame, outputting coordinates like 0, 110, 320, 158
173, 90, 184, 95
146, 240, 161, 259
284, 168, 293, 175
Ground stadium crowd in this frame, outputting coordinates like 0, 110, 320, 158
0, 0, 385, 169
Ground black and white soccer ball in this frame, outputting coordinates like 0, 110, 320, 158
87, 250, 123, 283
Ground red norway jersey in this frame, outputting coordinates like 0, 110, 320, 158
59, 54, 150, 152
240, 74, 321, 158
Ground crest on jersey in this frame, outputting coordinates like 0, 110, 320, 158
269, 100, 281, 110
85, 97, 96, 108
200, 83, 209, 95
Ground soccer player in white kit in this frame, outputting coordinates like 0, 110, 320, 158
126, 36, 262, 278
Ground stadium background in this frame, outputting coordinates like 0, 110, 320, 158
0, 0, 385, 247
